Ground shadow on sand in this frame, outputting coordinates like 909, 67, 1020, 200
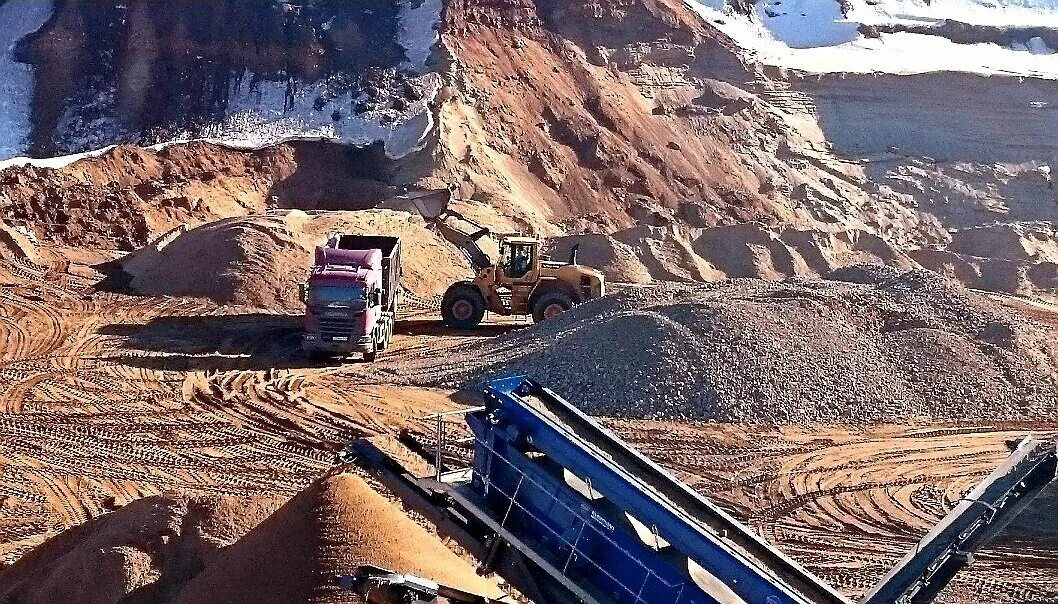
99, 313, 326, 372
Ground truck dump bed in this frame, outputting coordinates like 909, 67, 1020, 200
328, 235, 401, 310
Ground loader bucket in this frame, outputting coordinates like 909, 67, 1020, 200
380, 188, 452, 221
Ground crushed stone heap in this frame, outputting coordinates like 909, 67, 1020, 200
403, 266, 1058, 424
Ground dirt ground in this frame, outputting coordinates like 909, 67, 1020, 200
0, 246, 1057, 602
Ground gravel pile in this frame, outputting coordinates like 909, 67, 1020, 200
404, 266, 1058, 423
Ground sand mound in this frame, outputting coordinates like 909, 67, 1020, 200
907, 222, 1058, 296
0, 142, 295, 249
912, 248, 1058, 296
548, 223, 916, 286
175, 472, 502, 604
948, 222, 1058, 263
0, 494, 281, 604
547, 233, 654, 283
117, 210, 472, 310
401, 267, 1058, 424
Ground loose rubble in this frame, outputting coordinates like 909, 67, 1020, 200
401, 266, 1058, 424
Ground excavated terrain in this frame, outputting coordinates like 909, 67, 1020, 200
1, 1, 1058, 602
0, 235, 1054, 603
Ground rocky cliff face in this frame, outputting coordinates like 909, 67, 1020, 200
434, 0, 917, 235
2, 0, 1057, 295
2, 0, 441, 158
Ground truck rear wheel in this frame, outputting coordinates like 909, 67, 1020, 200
442, 285, 486, 329
382, 320, 393, 350
532, 291, 574, 324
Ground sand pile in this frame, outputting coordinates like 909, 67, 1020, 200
0, 494, 282, 604
909, 222, 1058, 295
175, 472, 502, 604
116, 210, 472, 310
547, 222, 916, 286
400, 266, 1058, 423
547, 233, 654, 283
947, 222, 1058, 263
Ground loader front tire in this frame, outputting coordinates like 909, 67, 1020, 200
442, 285, 486, 329
532, 290, 574, 324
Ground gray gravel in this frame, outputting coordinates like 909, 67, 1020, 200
398, 266, 1058, 424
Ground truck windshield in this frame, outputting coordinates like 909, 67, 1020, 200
310, 284, 366, 306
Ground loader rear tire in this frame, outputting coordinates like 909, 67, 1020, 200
532, 291, 574, 324
442, 285, 486, 329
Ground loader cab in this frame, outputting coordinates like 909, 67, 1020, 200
498, 237, 539, 281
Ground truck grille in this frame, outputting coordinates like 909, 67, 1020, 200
318, 317, 353, 340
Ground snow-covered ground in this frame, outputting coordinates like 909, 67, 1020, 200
851, 0, 1058, 28
199, 71, 443, 159
397, 0, 443, 73
0, 0, 53, 159
686, 0, 1058, 77
0, 1, 445, 161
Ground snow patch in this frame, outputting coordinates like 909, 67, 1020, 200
0, 145, 118, 173
397, 0, 442, 73
198, 71, 442, 159
849, 0, 1058, 28
685, 0, 1058, 78
753, 0, 859, 49
0, 0, 54, 159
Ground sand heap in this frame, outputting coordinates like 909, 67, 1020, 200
175, 472, 502, 604
116, 210, 473, 310
912, 222, 1058, 296
399, 266, 1058, 424
0, 495, 282, 604
548, 222, 916, 285
0, 143, 297, 249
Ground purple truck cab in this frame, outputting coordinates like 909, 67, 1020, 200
301, 235, 401, 362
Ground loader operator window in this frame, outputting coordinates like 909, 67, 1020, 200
502, 243, 535, 279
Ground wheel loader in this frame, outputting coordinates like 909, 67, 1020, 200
440, 234, 605, 329
382, 188, 605, 329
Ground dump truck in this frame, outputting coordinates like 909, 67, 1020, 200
301, 234, 401, 361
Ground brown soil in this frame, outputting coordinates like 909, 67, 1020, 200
432, 0, 915, 242
175, 472, 502, 604
0, 494, 283, 604
0, 0, 1055, 599
604, 420, 1058, 603
0, 140, 401, 252
0, 246, 1054, 603
0, 143, 283, 249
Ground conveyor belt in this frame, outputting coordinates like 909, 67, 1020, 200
456, 377, 1057, 604
475, 377, 851, 604
516, 388, 850, 604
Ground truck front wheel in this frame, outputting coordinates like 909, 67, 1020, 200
441, 285, 486, 329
